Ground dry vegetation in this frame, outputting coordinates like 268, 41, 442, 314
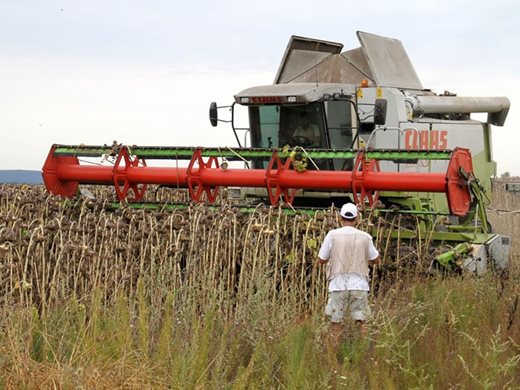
0, 184, 519, 389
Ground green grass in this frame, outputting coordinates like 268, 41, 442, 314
1, 273, 518, 389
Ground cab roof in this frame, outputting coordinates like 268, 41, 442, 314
234, 83, 356, 105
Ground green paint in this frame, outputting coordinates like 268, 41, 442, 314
52, 144, 452, 161
435, 243, 472, 268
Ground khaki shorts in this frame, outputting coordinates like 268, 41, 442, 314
325, 290, 371, 323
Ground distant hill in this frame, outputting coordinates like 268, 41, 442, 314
0, 170, 43, 184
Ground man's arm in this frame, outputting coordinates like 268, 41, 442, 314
316, 233, 331, 267
367, 235, 381, 266
314, 256, 328, 272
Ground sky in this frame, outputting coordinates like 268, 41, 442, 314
1, 0, 519, 174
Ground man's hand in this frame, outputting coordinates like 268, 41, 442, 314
316, 257, 328, 266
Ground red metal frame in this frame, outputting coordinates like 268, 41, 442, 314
446, 148, 473, 216
266, 150, 297, 205
41, 147, 476, 216
113, 147, 148, 201
351, 150, 381, 207
42, 146, 80, 197
186, 148, 220, 203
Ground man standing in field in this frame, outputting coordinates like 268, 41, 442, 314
317, 203, 380, 348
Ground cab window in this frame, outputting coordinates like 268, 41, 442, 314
249, 103, 325, 149
325, 100, 355, 170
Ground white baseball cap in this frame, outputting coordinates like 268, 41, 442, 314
340, 203, 358, 220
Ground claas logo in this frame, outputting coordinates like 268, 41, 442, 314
250, 96, 284, 103
404, 129, 448, 150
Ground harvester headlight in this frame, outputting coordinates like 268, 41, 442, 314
240, 97, 250, 104
287, 96, 297, 103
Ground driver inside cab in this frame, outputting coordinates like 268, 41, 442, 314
293, 111, 320, 147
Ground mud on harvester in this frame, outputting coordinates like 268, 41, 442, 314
42, 32, 511, 274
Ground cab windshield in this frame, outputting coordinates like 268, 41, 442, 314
249, 103, 325, 149
248, 100, 355, 170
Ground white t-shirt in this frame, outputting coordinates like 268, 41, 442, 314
318, 226, 379, 292
293, 123, 320, 142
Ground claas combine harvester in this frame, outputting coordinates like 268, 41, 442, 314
42, 32, 511, 274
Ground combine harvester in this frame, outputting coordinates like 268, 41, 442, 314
42, 32, 510, 274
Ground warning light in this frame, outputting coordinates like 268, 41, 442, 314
360, 79, 369, 88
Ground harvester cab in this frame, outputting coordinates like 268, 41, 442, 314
42, 32, 511, 275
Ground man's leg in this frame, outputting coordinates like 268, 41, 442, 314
355, 320, 367, 338
325, 291, 347, 351
349, 290, 371, 338
329, 322, 343, 350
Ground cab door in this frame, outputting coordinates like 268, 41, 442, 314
324, 100, 357, 170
